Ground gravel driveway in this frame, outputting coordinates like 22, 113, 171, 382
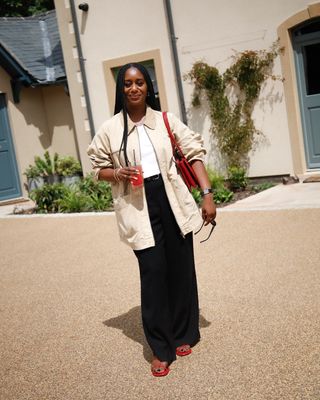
0, 209, 319, 400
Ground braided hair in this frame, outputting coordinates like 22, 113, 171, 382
114, 63, 161, 166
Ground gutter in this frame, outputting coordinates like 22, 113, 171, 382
0, 44, 33, 85
69, 0, 95, 137
0, 44, 34, 103
163, 0, 187, 124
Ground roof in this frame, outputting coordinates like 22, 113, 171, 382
0, 10, 65, 84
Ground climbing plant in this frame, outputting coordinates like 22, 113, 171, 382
185, 41, 283, 169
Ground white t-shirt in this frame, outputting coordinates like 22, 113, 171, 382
136, 123, 161, 178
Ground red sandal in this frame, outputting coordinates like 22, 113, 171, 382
176, 344, 192, 357
151, 357, 170, 377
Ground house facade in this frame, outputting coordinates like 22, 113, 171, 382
1, 1, 320, 202
0, 10, 77, 201
54, 0, 320, 179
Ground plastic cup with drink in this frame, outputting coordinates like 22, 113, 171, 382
131, 150, 143, 189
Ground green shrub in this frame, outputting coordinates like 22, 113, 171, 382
56, 156, 82, 176
30, 183, 69, 213
227, 166, 248, 191
34, 151, 59, 177
213, 187, 233, 204
252, 182, 275, 193
30, 173, 114, 214
59, 174, 113, 212
87, 192, 113, 211
24, 164, 41, 179
206, 167, 225, 190
206, 167, 234, 204
191, 188, 202, 205
79, 173, 113, 206
25, 152, 82, 179
191, 167, 234, 205
57, 190, 92, 213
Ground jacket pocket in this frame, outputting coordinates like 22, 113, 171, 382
113, 194, 144, 241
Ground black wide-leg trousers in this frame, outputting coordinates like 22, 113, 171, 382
134, 176, 200, 364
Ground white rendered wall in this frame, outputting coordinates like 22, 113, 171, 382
0, 67, 77, 196
169, 0, 314, 176
71, 0, 314, 177
74, 0, 181, 131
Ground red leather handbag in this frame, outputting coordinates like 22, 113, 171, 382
162, 112, 199, 191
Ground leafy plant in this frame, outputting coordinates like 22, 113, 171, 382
30, 173, 114, 214
56, 156, 82, 177
79, 173, 112, 202
79, 174, 113, 211
206, 167, 225, 190
24, 164, 41, 179
227, 166, 248, 191
191, 188, 202, 205
34, 151, 59, 177
57, 190, 91, 213
191, 167, 234, 205
30, 183, 68, 213
185, 41, 283, 170
87, 192, 113, 211
251, 182, 275, 193
213, 187, 233, 204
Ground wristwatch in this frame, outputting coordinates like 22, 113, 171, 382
201, 188, 213, 197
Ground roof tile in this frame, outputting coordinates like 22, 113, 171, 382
0, 10, 65, 83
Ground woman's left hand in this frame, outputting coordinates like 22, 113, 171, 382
190, 160, 217, 225
201, 195, 216, 225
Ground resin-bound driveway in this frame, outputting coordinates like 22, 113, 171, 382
1, 207, 319, 399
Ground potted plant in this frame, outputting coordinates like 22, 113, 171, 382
34, 151, 60, 184
24, 164, 44, 192
56, 156, 82, 186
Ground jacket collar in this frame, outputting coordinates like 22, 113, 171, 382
122, 106, 156, 134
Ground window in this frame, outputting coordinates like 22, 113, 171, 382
293, 18, 320, 36
103, 49, 168, 114
111, 59, 161, 109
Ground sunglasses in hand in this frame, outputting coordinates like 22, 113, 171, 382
194, 219, 217, 243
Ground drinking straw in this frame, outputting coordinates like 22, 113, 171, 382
133, 149, 136, 166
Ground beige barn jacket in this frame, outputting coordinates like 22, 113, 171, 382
87, 106, 206, 250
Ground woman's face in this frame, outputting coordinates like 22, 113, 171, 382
123, 67, 148, 109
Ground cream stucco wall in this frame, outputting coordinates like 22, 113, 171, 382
54, 0, 95, 175
170, 0, 313, 177
42, 85, 78, 158
59, 0, 319, 177
70, 0, 180, 128
0, 67, 77, 197
169, 0, 320, 177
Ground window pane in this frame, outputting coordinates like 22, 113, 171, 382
111, 60, 160, 108
294, 18, 320, 36
303, 42, 320, 95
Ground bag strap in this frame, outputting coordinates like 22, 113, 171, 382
162, 112, 184, 157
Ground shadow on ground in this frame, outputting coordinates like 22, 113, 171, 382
103, 306, 211, 362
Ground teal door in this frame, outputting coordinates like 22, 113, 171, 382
0, 94, 21, 201
293, 19, 320, 169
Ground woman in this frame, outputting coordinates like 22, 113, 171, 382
87, 63, 216, 377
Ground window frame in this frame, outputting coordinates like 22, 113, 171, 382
103, 49, 168, 114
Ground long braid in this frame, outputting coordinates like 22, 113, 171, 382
115, 68, 130, 166
121, 102, 130, 166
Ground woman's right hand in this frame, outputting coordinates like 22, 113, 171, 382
115, 167, 140, 181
